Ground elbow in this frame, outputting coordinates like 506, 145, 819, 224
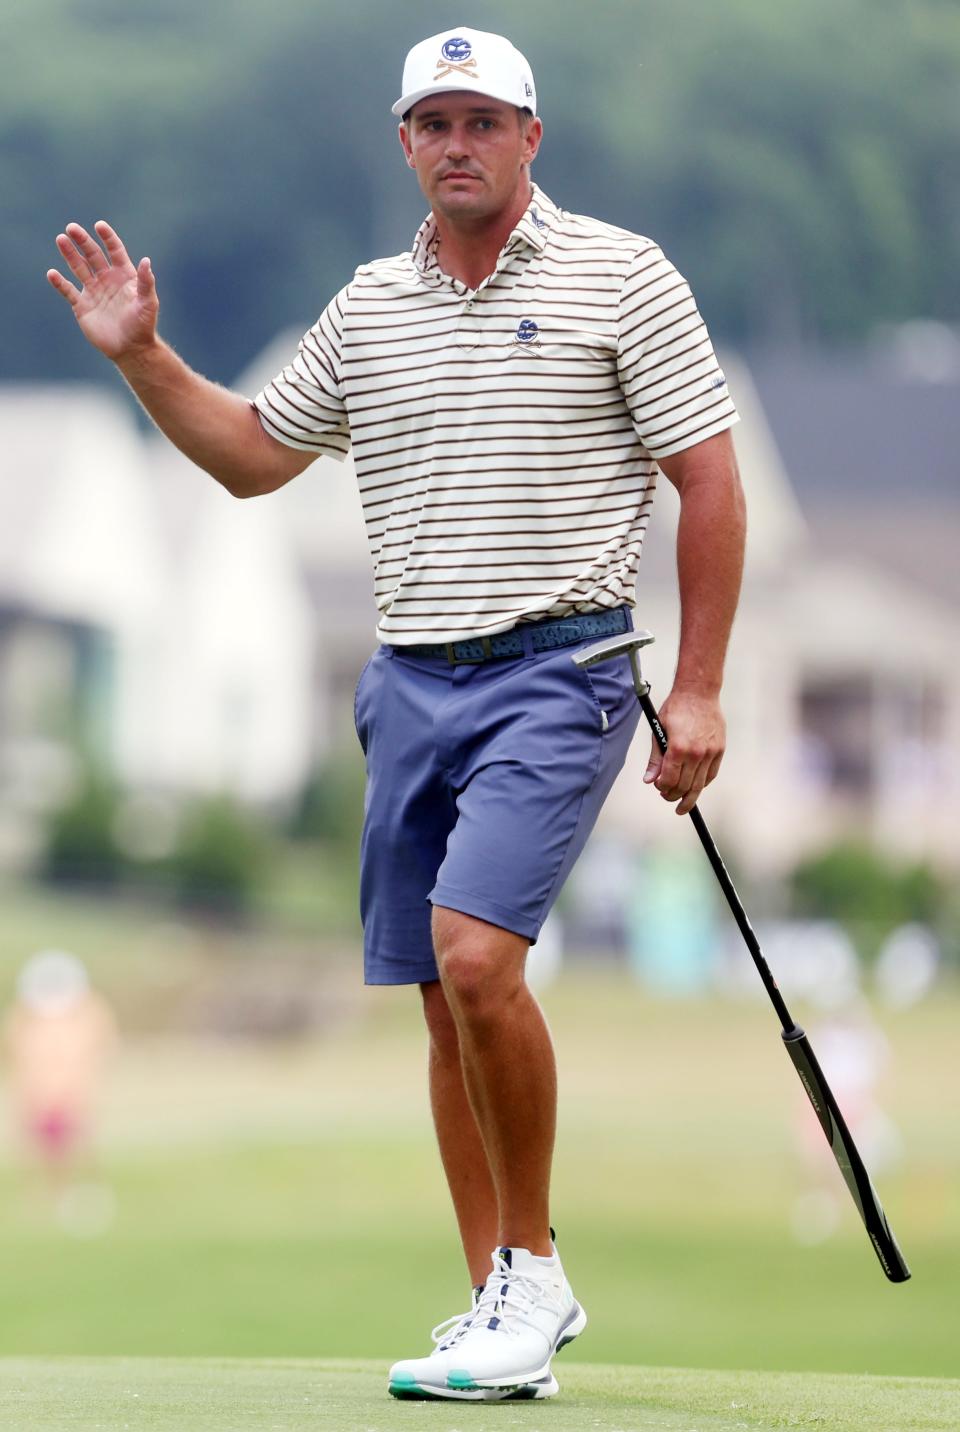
216, 467, 268, 500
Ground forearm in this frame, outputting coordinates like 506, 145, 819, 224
115, 338, 275, 496
672, 458, 746, 697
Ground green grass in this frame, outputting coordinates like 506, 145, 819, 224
2, 1358, 958, 1431
0, 975, 955, 1376
0, 883, 956, 1385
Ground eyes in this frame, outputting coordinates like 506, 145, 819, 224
421, 117, 498, 134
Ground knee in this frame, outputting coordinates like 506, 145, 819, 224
432, 909, 526, 1026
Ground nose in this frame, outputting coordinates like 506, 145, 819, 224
444, 125, 471, 161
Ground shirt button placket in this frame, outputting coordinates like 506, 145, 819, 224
456, 294, 480, 351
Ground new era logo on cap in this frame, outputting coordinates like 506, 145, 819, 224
393, 26, 537, 118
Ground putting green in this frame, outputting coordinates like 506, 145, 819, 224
2, 1357, 956, 1431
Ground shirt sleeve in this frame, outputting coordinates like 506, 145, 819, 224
252, 285, 352, 460
616, 245, 738, 460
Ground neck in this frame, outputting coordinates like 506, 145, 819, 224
433, 177, 533, 290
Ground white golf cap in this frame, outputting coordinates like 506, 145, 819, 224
392, 27, 536, 119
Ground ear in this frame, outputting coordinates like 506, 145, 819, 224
398, 122, 416, 169
523, 116, 543, 167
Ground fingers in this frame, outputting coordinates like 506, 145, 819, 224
643, 692, 726, 815
136, 255, 155, 300
663, 747, 725, 816
94, 219, 134, 272
675, 755, 712, 816
46, 268, 80, 307
64, 222, 110, 275
53, 221, 134, 290
55, 231, 95, 286
704, 752, 723, 789
657, 752, 697, 808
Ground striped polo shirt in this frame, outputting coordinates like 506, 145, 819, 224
254, 184, 738, 645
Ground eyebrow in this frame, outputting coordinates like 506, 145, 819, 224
412, 106, 504, 121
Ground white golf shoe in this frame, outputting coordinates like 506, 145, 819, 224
388, 1244, 586, 1401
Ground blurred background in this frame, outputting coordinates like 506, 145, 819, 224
1, 0, 958, 1379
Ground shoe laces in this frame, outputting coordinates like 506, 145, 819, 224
431, 1299, 478, 1351
471, 1255, 557, 1338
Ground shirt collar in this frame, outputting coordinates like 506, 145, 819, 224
411, 183, 558, 276
510, 183, 557, 253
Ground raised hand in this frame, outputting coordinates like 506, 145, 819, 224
47, 221, 159, 361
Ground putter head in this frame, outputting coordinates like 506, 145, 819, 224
570, 630, 654, 670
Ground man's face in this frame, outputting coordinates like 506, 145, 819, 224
399, 91, 542, 221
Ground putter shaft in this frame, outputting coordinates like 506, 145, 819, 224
572, 632, 911, 1283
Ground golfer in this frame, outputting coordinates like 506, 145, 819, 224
48, 26, 746, 1402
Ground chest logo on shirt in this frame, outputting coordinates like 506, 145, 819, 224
514, 318, 540, 346
436, 36, 478, 81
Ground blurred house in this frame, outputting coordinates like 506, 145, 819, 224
605, 346, 960, 873
0, 380, 321, 850
0, 333, 957, 875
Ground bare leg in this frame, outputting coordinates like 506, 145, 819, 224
431, 905, 556, 1257
420, 979, 499, 1287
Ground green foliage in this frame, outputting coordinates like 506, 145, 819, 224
39, 768, 127, 888
167, 795, 271, 916
790, 841, 948, 960
38, 774, 271, 916
287, 751, 365, 851
8, 0, 960, 385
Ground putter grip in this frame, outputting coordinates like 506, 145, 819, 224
782, 1026, 911, 1283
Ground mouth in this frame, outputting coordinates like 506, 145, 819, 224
441, 171, 480, 182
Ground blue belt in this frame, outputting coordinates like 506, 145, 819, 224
393, 607, 630, 665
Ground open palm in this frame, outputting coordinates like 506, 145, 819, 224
47, 221, 158, 360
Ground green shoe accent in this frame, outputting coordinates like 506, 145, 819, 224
447, 1370, 480, 1390
388, 1373, 445, 1401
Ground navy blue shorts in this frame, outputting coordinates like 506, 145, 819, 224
353, 612, 641, 985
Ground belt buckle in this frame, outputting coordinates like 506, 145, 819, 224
446, 637, 494, 665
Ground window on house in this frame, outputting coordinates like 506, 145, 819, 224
798, 674, 945, 799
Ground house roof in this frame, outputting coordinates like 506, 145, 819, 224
746, 345, 960, 501
747, 346, 960, 605
0, 383, 165, 626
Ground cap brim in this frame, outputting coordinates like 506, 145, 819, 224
392, 82, 528, 117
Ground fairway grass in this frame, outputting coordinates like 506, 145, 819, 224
3, 1357, 957, 1432
0, 976, 956, 1378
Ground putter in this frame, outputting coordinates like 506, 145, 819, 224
573, 631, 910, 1283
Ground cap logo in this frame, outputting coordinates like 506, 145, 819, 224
435, 35, 478, 82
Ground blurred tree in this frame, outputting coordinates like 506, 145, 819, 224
40, 767, 127, 889
790, 841, 949, 962
288, 753, 365, 853
167, 795, 272, 916
5, 0, 960, 380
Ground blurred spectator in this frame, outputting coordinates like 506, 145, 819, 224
874, 922, 941, 1009
627, 848, 719, 994
4, 950, 117, 1232
790, 987, 902, 1245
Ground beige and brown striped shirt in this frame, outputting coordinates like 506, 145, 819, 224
254, 185, 738, 645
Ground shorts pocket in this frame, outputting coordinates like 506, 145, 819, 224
573, 651, 636, 736
353, 653, 375, 751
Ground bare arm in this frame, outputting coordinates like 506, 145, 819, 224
644, 427, 746, 814
47, 221, 312, 497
